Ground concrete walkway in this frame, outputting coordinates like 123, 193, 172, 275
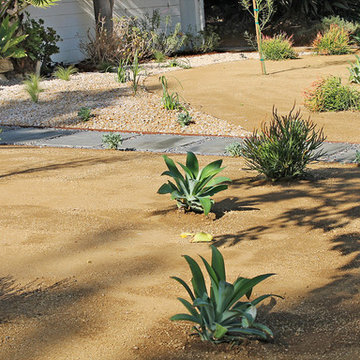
1, 126, 359, 163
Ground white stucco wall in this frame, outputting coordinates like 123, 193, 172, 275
27, 0, 204, 64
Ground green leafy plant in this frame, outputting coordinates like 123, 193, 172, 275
102, 133, 123, 150
147, 12, 187, 56
262, 33, 298, 60
171, 245, 279, 343
312, 24, 352, 55
20, 14, 61, 73
0, 16, 27, 59
177, 111, 192, 127
81, 10, 186, 66
304, 76, 360, 112
157, 152, 231, 215
225, 142, 243, 157
185, 25, 221, 54
241, 107, 326, 181
159, 75, 182, 110
348, 55, 360, 84
154, 50, 166, 63
53, 65, 77, 81
77, 107, 94, 122
321, 16, 360, 35
354, 151, 360, 166
116, 57, 130, 83
130, 52, 143, 95
23, 73, 44, 102
1, 0, 59, 21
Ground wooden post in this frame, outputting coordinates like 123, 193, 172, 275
252, 0, 266, 75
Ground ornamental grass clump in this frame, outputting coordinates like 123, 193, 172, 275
23, 74, 44, 103
312, 24, 352, 55
53, 65, 78, 81
158, 152, 231, 215
304, 76, 360, 112
241, 107, 326, 181
159, 75, 182, 110
171, 245, 279, 343
262, 33, 298, 60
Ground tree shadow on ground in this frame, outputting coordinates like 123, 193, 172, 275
0, 277, 89, 324
212, 196, 260, 219
213, 166, 359, 246
0, 153, 132, 179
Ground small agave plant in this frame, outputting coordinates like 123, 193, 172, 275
171, 246, 280, 343
158, 152, 231, 215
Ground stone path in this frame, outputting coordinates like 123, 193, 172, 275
1, 126, 359, 163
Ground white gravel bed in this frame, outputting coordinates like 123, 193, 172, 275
0, 52, 256, 136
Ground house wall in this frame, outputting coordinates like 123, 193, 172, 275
27, 0, 204, 64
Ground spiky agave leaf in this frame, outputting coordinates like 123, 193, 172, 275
158, 152, 231, 215
171, 246, 279, 343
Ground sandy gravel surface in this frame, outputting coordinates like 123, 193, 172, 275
0, 52, 254, 136
0, 148, 359, 360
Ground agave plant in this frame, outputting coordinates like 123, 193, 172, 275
157, 152, 231, 215
171, 246, 279, 343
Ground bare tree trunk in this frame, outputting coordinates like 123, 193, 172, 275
93, 0, 114, 34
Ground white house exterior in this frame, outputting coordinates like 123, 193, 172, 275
27, 0, 205, 64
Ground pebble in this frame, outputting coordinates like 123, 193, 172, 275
0, 53, 253, 137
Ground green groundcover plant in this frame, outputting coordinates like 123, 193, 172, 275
102, 133, 123, 150
158, 152, 231, 215
312, 24, 352, 55
225, 142, 243, 157
171, 245, 279, 343
348, 55, 360, 84
241, 107, 326, 181
304, 76, 360, 112
262, 33, 298, 61
77, 107, 93, 122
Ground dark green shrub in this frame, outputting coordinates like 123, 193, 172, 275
312, 24, 351, 55
241, 107, 326, 181
158, 152, 231, 215
304, 76, 360, 112
171, 245, 279, 343
20, 14, 61, 73
262, 33, 298, 60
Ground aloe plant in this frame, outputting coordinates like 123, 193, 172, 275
171, 246, 279, 343
158, 152, 231, 215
